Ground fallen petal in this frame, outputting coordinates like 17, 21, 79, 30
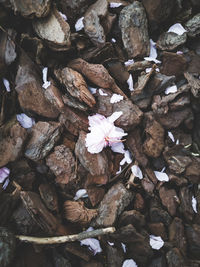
121, 243, 126, 253
149, 39, 157, 59
107, 111, 123, 123
2, 178, 9, 190
59, 11, 67, 21
16, 113, 35, 129
144, 57, 161, 64
88, 86, 97, 94
165, 85, 178, 95
124, 59, 134, 66
80, 228, 102, 255
110, 93, 124, 103
3, 78, 11, 92
75, 17, 84, 31
192, 196, 198, 213
111, 142, 125, 154
168, 23, 187, 35
127, 74, 134, 91
74, 189, 88, 200
149, 235, 164, 250
0, 167, 10, 183
168, 131, 175, 142
120, 150, 132, 165
122, 259, 138, 267
99, 89, 108, 96
154, 171, 169, 182
110, 2, 122, 8
131, 165, 143, 179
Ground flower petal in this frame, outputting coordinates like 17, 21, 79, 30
110, 2, 122, 8
131, 165, 143, 179
17, 113, 35, 129
165, 85, 177, 95
111, 142, 125, 154
149, 235, 164, 250
107, 111, 123, 123
168, 131, 175, 142
3, 78, 11, 92
122, 259, 138, 267
75, 17, 84, 31
99, 89, 108, 96
74, 189, 88, 200
0, 167, 10, 183
168, 23, 187, 35
154, 171, 169, 182
110, 94, 124, 103
192, 196, 198, 213
127, 74, 134, 91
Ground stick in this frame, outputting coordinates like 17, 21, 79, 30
16, 227, 116, 245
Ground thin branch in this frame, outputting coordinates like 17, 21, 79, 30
16, 227, 116, 245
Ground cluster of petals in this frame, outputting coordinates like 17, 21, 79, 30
85, 112, 127, 154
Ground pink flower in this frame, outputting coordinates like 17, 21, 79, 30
85, 112, 127, 154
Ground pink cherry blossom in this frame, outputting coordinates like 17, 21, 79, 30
85, 112, 127, 154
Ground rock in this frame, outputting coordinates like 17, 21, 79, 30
63, 200, 97, 225
59, 106, 88, 136
75, 131, 109, 176
0, 227, 16, 267
148, 222, 167, 240
141, 177, 155, 194
169, 217, 187, 255
25, 121, 62, 161
159, 186, 179, 217
54, 67, 96, 108
46, 145, 76, 184
161, 52, 187, 77
179, 187, 194, 223
184, 72, 200, 98
44, 82, 65, 110
157, 32, 187, 51
20, 191, 69, 235
186, 224, 200, 260
166, 248, 186, 267
134, 193, 145, 211
143, 115, 165, 158
10, 159, 36, 190
68, 58, 127, 98
148, 256, 167, 267
150, 199, 172, 226
15, 53, 59, 119
106, 245, 124, 267
185, 13, 200, 37
156, 108, 193, 129
126, 128, 149, 167
119, 2, 149, 58
39, 184, 59, 213
84, 10, 106, 46
95, 89, 143, 130
142, 0, 175, 24
119, 210, 145, 230
0, 29, 16, 75
92, 183, 134, 227
163, 146, 192, 174
33, 7, 71, 51
112, 224, 153, 266
9, 0, 51, 18
0, 119, 27, 167
185, 157, 200, 184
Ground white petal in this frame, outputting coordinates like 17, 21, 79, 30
110, 2, 122, 8
145, 68, 152, 73
88, 86, 97, 94
124, 59, 134, 66
121, 243, 126, 253
154, 171, 169, 182
59, 11, 67, 21
165, 85, 177, 95
176, 51, 183, 55
108, 241, 114, 246
176, 139, 179, 145
75, 17, 84, 31
116, 166, 122, 174
144, 57, 161, 64
168, 23, 187, 35
127, 74, 134, 91
120, 150, 132, 165
168, 131, 175, 142
131, 165, 143, 179
88, 113, 106, 127
107, 111, 123, 123
149, 235, 164, 250
149, 39, 157, 59
17, 113, 35, 129
192, 196, 198, 213
0, 167, 10, 183
111, 38, 116, 43
42, 81, 51, 89
99, 89, 108, 96
3, 78, 11, 92
111, 142, 125, 154
80, 238, 102, 255
110, 94, 124, 103
122, 259, 138, 267
2, 178, 9, 190
74, 189, 88, 200
161, 167, 166, 173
